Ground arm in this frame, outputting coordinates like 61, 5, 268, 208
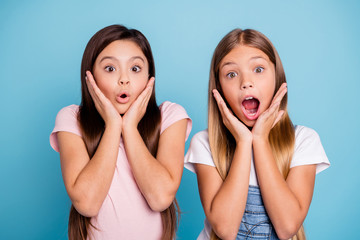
123, 119, 188, 212
252, 83, 315, 239
120, 77, 188, 212
195, 140, 251, 240
58, 71, 122, 217
253, 139, 315, 239
194, 90, 253, 240
58, 125, 121, 217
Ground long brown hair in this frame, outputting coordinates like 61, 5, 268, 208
68, 24, 179, 240
208, 29, 305, 240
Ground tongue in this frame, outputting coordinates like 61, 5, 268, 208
243, 99, 259, 113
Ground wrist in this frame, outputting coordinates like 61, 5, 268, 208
235, 135, 253, 146
105, 121, 122, 133
234, 131, 253, 144
122, 123, 139, 136
252, 135, 269, 146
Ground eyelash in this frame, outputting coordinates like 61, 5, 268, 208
226, 72, 238, 78
131, 65, 141, 72
105, 66, 116, 72
254, 66, 264, 73
104, 65, 142, 73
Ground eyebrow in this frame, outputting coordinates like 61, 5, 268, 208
249, 56, 268, 62
99, 56, 145, 63
220, 56, 267, 70
220, 62, 237, 70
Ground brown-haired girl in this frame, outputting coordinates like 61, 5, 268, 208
50, 25, 191, 240
185, 29, 329, 240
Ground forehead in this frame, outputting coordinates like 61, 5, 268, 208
221, 44, 271, 66
98, 40, 146, 59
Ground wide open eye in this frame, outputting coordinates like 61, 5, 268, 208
254, 67, 264, 73
131, 65, 141, 72
105, 66, 116, 72
226, 72, 238, 78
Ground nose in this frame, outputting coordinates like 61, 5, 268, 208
118, 75, 130, 85
240, 76, 254, 89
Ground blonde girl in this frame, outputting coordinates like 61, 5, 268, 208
185, 29, 329, 240
50, 25, 191, 240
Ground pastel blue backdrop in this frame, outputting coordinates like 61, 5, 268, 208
1, 0, 359, 239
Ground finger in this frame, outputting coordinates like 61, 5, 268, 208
261, 100, 280, 120
213, 90, 236, 124
271, 83, 287, 103
270, 83, 287, 108
86, 71, 108, 103
143, 78, 155, 103
272, 110, 284, 128
142, 79, 155, 108
138, 78, 154, 106
212, 89, 226, 117
146, 77, 155, 88
273, 83, 287, 100
85, 72, 99, 103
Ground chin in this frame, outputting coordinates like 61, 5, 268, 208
243, 120, 255, 128
237, 115, 256, 128
116, 105, 130, 115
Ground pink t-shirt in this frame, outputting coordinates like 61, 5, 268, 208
50, 101, 192, 240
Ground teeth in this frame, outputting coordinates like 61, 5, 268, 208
245, 97, 253, 100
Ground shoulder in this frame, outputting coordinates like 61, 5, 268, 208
294, 125, 322, 152
56, 104, 80, 122
190, 130, 210, 148
188, 130, 212, 158
50, 105, 82, 152
159, 101, 187, 116
292, 125, 330, 174
159, 101, 192, 139
295, 125, 320, 140
185, 129, 215, 173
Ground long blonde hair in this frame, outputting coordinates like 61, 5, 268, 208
208, 29, 305, 240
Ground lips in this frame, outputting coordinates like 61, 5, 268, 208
116, 91, 130, 104
241, 96, 260, 120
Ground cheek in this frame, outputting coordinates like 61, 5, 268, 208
95, 79, 114, 100
132, 78, 148, 96
220, 81, 236, 104
260, 79, 276, 108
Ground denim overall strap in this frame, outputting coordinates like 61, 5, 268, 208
236, 186, 279, 240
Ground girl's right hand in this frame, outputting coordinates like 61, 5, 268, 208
85, 71, 122, 127
212, 89, 252, 143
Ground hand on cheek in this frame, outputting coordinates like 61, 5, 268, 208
85, 71, 122, 127
252, 83, 287, 139
213, 89, 252, 143
122, 77, 155, 130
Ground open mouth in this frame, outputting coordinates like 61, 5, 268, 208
241, 96, 260, 120
116, 91, 130, 104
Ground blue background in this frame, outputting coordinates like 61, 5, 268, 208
1, 0, 359, 239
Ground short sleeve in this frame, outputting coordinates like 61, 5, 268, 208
184, 130, 216, 173
49, 105, 82, 152
291, 125, 330, 174
159, 101, 192, 140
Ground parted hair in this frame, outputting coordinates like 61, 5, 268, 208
208, 29, 305, 240
68, 24, 179, 240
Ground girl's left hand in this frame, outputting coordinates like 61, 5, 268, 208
252, 83, 287, 140
122, 77, 155, 130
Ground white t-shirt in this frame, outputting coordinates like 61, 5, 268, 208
184, 125, 330, 240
